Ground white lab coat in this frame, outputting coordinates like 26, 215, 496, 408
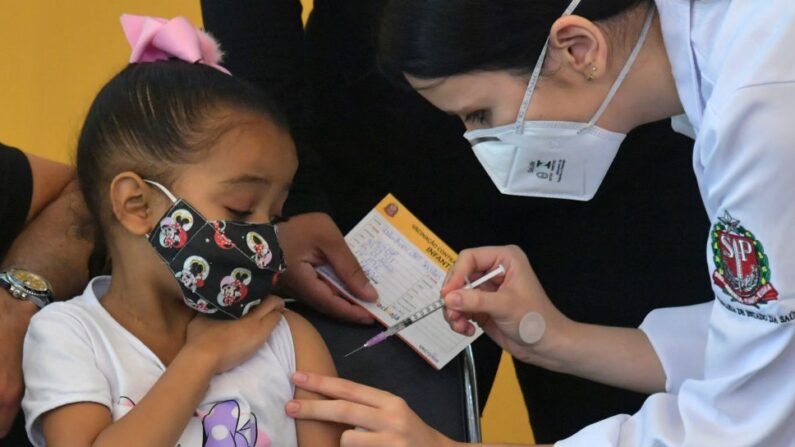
557, 0, 795, 446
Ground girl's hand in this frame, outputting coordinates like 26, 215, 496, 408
440, 245, 572, 364
186, 295, 285, 374
286, 372, 459, 447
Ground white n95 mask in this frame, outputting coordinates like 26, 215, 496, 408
466, 121, 626, 201
463, 1, 655, 201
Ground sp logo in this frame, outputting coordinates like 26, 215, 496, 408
711, 211, 778, 306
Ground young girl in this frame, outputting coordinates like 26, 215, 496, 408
21, 15, 342, 447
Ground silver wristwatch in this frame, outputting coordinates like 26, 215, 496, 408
0, 268, 53, 309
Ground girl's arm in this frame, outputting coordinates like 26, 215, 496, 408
38, 297, 285, 447
40, 345, 215, 447
283, 310, 347, 446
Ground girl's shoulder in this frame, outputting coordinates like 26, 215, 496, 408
243, 309, 334, 380
24, 276, 135, 373
281, 310, 316, 343
28, 276, 111, 337
281, 309, 336, 377
282, 310, 327, 363
22, 278, 120, 444
263, 312, 299, 374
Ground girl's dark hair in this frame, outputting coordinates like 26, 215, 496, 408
378, 0, 648, 85
77, 60, 287, 229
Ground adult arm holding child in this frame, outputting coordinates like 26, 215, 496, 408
0, 144, 94, 438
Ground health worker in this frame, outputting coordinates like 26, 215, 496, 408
284, 1, 795, 446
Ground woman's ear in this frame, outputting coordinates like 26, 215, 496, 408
109, 172, 159, 236
548, 15, 609, 81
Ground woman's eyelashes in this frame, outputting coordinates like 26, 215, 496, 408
464, 110, 488, 127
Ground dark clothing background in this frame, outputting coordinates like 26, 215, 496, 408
203, 1, 712, 443
0, 142, 33, 446
0, 144, 32, 258
2, 415, 28, 446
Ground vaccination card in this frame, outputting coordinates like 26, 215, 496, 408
316, 193, 483, 369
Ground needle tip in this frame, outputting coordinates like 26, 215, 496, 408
344, 345, 365, 358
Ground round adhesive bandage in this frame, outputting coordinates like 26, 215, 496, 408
518, 311, 546, 344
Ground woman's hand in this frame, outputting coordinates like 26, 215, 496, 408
440, 245, 572, 365
286, 371, 459, 447
276, 212, 377, 324
185, 295, 285, 374
443, 245, 666, 393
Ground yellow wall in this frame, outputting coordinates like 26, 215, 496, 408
483, 353, 535, 444
1, 1, 532, 444
0, 2, 203, 163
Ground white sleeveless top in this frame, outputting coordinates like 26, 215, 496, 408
22, 276, 298, 447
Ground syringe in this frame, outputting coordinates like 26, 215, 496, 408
344, 264, 506, 358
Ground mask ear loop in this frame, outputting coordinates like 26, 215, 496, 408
581, 4, 656, 134
142, 179, 179, 239
505, 0, 583, 189
143, 179, 179, 204
506, 38, 550, 188
513, 0, 583, 135
513, 40, 550, 137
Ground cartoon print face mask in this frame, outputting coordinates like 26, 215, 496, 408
144, 180, 286, 319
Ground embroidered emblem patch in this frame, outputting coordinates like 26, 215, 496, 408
711, 211, 778, 306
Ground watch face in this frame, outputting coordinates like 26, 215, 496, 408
10, 269, 49, 293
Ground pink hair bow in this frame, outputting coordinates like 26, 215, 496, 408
120, 14, 230, 75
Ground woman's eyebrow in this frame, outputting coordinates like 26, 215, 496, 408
412, 77, 447, 91
221, 175, 270, 186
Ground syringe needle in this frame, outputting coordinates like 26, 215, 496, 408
344, 345, 366, 358
344, 264, 505, 359
343, 328, 393, 358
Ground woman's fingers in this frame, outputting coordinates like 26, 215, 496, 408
287, 372, 410, 432
286, 399, 390, 431
440, 246, 506, 295
444, 308, 462, 323
459, 321, 476, 336
441, 245, 520, 296
340, 429, 393, 447
447, 313, 475, 336
288, 372, 455, 447
291, 372, 396, 408
445, 304, 482, 337
445, 288, 506, 319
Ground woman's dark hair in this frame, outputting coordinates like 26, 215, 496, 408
77, 60, 288, 274
378, 0, 649, 85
